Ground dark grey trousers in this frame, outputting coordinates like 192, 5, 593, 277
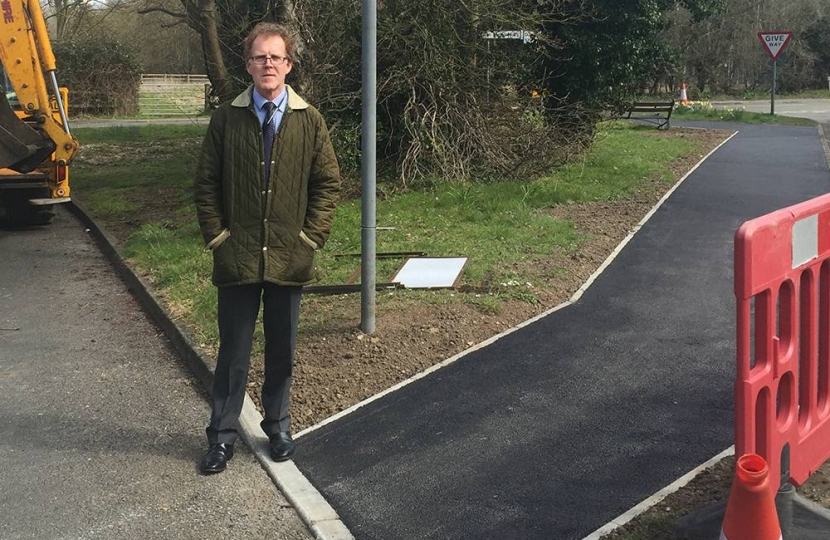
206, 283, 302, 445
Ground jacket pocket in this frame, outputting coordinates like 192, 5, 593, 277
211, 234, 237, 285
284, 230, 316, 283
298, 229, 319, 250
206, 228, 230, 251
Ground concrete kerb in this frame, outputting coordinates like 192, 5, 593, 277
66, 201, 354, 540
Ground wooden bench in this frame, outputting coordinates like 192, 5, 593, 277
626, 100, 675, 129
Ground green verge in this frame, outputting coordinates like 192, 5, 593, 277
673, 105, 817, 126
705, 89, 830, 101
70, 121, 708, 347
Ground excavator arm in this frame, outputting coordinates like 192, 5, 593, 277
0, 0, 79, 201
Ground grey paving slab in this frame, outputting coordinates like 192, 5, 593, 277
0, 210, 313, 540
293, 123, 830, 540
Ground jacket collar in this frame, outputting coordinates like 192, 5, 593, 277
232, 85, 309, 110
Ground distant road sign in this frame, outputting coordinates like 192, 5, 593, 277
757, 31, 793, 61
481, 30, 535, 44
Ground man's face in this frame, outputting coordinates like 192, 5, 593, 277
246, 35, 293, 100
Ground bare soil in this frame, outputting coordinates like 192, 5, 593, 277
84, 125, 830, 538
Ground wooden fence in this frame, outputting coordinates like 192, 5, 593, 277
139, 73, 210, 117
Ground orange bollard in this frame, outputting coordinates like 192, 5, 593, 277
720, 454, 782, 540
679, 83, 689, 105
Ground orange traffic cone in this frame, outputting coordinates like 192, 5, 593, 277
720, 454, 782, 540
679, 83, 689, 105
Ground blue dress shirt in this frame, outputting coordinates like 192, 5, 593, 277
252, 87, 287, 133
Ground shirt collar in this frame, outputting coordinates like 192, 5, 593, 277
252, 87, 287, 112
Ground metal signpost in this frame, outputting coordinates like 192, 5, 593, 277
757, 31, 793, 116
361, 0, 377, 334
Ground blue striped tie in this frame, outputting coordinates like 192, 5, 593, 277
262, 101, 277, 184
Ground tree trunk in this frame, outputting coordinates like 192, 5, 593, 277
54, 0, 68, 40
277, 0, 309, 93
181, 0, 236, 103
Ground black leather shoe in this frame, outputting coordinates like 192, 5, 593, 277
269, 432, 295, 462
200, 443, 234, 474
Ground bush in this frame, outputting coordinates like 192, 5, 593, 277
299, 0, 591, 187
53, 40, 141, 116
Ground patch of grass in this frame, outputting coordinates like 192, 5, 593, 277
696, 89, 830, 101
673, 103, 816, 126
533, 123, 692, 204
72, 126, 203, 193
121, 220, 219, 346
779, 89, 830, 99
73, 124, 208, 145
509, 289, 539, 305
79, 188, 139, 217
68, 122, 708, 341
463, 293, 503, 315
71, 126, 204, 229
312, 179, 582, 286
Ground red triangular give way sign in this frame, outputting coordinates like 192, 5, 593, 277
757, 31, 793, 61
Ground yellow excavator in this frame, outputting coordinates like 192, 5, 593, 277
0, 0, 79, 225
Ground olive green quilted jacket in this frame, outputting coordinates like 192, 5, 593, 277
194, 85, 341, 287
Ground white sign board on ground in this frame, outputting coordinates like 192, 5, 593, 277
757, 31, 793, 61
391, 257, 468, 289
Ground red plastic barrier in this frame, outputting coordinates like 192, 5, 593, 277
735, 193, 830, 490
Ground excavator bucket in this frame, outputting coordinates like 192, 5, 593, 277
0, 91, 56, 173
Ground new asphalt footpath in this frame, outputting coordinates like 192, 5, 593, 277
290, 121, 830, 540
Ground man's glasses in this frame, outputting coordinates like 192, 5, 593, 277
249, 55, 290, 66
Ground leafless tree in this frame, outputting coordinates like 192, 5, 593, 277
665, 0, 830, 96
43, 0, 129, 40
136, 0, 302, 101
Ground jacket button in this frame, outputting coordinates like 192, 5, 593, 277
262, 246, 268, 251
260, 161, 265, 166
261, 190, 266, 195
263, 218, 268, 223
267, 189, 272, 194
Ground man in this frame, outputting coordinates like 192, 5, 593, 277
194, 22, 340, 474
